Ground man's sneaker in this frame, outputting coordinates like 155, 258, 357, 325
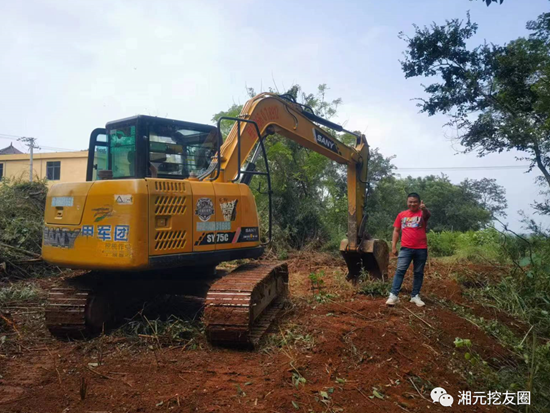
410, 295, 425, 307
386, 293, 399, 306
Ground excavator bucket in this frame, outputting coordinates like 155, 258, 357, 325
341, 238, 389, 282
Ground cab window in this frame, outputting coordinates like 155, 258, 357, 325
108, 125, 136, 179
148, 124, 217, 179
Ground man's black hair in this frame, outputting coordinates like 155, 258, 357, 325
407, 192, 421, 202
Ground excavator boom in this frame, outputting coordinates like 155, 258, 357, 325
208, 93, 388, 279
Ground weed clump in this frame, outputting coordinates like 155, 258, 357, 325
0, 284, 40, 306
0, 179, 52, 279
358, 279, 391, 297
115, 314, 202, 348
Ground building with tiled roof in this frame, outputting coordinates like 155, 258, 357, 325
0, 143, 23, 155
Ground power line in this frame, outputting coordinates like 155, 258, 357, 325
40, 145, 81, 151
397, 165, 531, 171
0, 135, 78, 151
0, 132, 23, 139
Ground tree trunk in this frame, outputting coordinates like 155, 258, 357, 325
533, 143, 550, 188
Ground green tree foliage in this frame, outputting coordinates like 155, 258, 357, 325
211, 103, 242, 138
367, 174, 507, 238
460, 177, 508, 217
399, 10, 550, 198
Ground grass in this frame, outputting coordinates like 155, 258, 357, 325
262, 324, 316, 353
0, 283, 41, 306
358, 278, 391, 297
441, 297, 549, 407
115, 314, 203, 348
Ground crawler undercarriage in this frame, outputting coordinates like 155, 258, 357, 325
45, 262, 288, 348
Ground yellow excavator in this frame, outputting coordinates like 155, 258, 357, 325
42, 93, 389, 347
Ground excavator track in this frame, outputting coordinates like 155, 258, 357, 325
204, 262, 289, 347
45, 288, 90, 338
46, 281, 113, 338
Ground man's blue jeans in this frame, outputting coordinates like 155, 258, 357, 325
391, 247, 428, 297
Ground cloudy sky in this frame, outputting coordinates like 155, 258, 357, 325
0, 0, 548, 231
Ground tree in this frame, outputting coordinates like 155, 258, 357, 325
459, 177, 507, 217
211, 103, 241, 138
366, 174, 507, 237
399, 10, 550, 196
367, 148, 397, 190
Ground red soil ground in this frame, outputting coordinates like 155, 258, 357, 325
0, 253, 519, 413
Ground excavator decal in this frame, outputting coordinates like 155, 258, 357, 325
313, 128, 341, 155
195, 198, 215, 222
246, 105, 280, 139
194, 227, 259, 246
43, 227, 81, 249
219, 198, 238, 221
92, 205, 114, 222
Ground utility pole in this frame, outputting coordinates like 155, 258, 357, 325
18, 137, 40, 182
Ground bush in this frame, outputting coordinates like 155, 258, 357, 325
454, 229, 502, 262
427, 228, 509, 262
426, 230, 458, 257
0, 178, 49, 278
490, 234, 550, 334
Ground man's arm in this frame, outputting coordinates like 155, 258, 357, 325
392, 227, 400, 256
422, 209, 431, 221
420, 201, 431, 221
392, 213, 402, 256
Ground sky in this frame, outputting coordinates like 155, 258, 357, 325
0, 0, 548, 231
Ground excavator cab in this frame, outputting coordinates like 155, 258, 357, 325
86, 116, 218, 182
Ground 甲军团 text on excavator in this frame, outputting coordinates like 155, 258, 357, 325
42, 93, 389, 347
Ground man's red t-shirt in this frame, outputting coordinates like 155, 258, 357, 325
393, 210, 430, 249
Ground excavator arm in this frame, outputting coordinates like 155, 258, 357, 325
207, 93, 388, 280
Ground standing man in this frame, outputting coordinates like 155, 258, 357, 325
386, 193, 431, 307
